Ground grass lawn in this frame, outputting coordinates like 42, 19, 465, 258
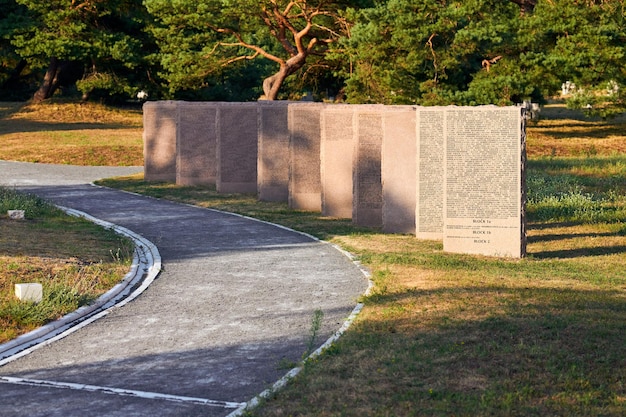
3, 100, 626, 415
0, 188, 133, 343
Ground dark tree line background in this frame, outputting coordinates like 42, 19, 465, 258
1, 0, 624, 116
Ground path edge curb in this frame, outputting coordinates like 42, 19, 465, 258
0, 207, 162, 365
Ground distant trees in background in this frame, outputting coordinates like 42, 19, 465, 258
0, 0, 624, 116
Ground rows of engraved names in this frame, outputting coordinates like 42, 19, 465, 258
418, 110, 444, 233
446, 109, 519, 219
356, 113, 383, 209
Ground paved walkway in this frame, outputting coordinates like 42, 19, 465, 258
0, 161, 369, 417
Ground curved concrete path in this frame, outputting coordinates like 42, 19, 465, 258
0, 161, 369, 417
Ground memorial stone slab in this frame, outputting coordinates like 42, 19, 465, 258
258, 102, 290, 202
176, 102, 217, 186
288, 103, 326, 211
353, 105, 385, 228
216, 103, 259, 193
382, 106, 417, 234
143, 101, 178, 182
321, 105, 355, 218
416, 107, 445, 240
443, 106, 526, 258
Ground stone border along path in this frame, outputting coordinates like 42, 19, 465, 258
0, 161, 371, 417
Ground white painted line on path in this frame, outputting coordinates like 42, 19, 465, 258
0, 376, 245, 409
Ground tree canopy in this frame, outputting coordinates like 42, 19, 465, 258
0, 0, 624, 115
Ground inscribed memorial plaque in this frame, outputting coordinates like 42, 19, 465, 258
416, 108, 445, 239
143, 101, 178, 182
216, 103, 258, 193
353, 106, 384, 227
382, 106, 417, 234
443, 106, 525, 258
288, 104, 325, 211
321, 105, 355, 218
177, 102, 217, 186
258, 102, 290, 202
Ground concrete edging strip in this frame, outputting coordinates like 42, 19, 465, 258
0, 206, 162, 365
218, 212, 374, 417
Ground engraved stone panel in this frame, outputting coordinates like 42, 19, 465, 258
382, 106, 416, 234
176, 102, 217, 186
443, 106, 525, 258
416, 108, 445, 239
321, 105, 355, 218
216, 103, 259, 193
258, 102, 290, 202
143, 101, 178, 182
353, 105, 385, 228
288, 103, 325, 211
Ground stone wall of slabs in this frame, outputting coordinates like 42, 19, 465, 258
176, 102, 217, 186
382, 106, 417, 234
258, 102, 291, 202
216, 102, 259, 194
143, 101, 527, 258
320, 105, 355, 218
288, 103, 326, 211
143, 101, 178, 182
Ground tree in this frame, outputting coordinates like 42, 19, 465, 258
339, 0, 626, 113
146, 0, 370, 100
518, 0, 626, 117
10, 0, 151, 102
338, 0, 524, 104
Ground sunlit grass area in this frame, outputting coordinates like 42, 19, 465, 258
3, 101, 626, 415
0, 101, 143, 166
0, 187, 133, 343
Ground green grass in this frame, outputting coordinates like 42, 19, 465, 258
4, 101, 626, 416
0, 187, 133, 342
96, 113, 626, 416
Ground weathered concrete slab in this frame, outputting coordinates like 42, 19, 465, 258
288, 103, 326, 211
143, 101, 178, 182
176, 102, 217, 186
415, 107, 445, 240
443, 106, 525, 258
258, 102, 290, 202
321, 105, 354, 218
216, 103, 259, 194
382, 106, 417, 234
353, 105, 385, 228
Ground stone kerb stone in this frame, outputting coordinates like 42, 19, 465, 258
143, 101, 178, 182
258, 101, 291, 202
352, 105, 385, 228
288, 103, 326, 211
442, 106, 525, 258
216, 102, 259, 194
321, 105, 355, 218
382, 105, 417, 234
176, 102, 218, 186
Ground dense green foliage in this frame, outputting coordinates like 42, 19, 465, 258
340, 0, 626, 112
0, 0, 624, 110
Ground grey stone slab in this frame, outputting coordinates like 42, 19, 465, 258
352, 105, 385, 228
321, 105, 355, 218
258, 102, 290, 202
143, 101, 178, 182
382, 106, 417, 234
443, 106, 526, 258
176, 102, 217, 186
216, 103, 259, 193
288, 103, 326, 211
416, 107, 445, 240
